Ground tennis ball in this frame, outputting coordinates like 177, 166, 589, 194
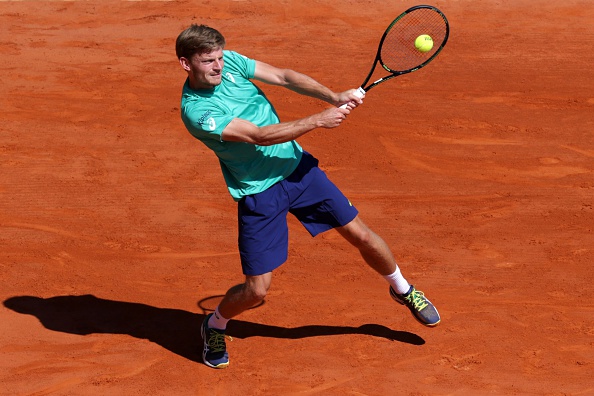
415, 34, 433, 53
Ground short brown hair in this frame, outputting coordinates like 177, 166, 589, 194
176, 24, 226, 59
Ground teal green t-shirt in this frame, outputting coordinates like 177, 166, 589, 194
180, 50, 303, 201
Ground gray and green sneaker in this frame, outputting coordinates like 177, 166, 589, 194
390, 285, 441, 327
201, 313, 231, 369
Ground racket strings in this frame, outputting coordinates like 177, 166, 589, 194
381, 9, 448, 72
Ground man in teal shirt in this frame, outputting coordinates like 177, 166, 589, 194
181, 49, 303, 200
177, 24, 440, 369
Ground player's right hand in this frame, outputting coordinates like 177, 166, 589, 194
316, 107, 350, 129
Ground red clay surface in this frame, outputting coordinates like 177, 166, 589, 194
1, 1, 593, 394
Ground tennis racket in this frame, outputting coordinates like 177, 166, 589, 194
341, 5, 449, 108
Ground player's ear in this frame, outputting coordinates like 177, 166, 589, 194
179, 57, 191, 71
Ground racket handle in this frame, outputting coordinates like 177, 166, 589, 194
339, 87, 365, 109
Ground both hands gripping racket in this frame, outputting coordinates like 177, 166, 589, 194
341, 5, 450, 108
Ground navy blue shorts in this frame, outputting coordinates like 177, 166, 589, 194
237, 152, 359, 276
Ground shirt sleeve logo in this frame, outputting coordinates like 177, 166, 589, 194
197, 110, 212, 125
207, 117, 216, 131
197, 110, 216, 131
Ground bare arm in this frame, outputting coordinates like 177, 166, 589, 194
253, 60, 362, 107
222, 107, 350, 146
221, 61, 364, 146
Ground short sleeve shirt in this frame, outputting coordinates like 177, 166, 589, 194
180, 50, 303, 201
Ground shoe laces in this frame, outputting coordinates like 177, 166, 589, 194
206, 329, 232, 353
405, 289, 429, 311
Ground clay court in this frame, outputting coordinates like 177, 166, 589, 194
1, 0, 593, 394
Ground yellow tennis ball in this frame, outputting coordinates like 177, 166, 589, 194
415, 34, 433, 53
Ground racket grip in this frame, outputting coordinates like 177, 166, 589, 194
339, 87, 365, 109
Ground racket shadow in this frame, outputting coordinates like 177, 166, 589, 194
3, 294, 424, 363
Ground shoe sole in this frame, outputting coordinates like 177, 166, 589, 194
201, 319, 230, 369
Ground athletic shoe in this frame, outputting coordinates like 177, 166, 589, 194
390, 285, 441, 327
201, 313, 231, 369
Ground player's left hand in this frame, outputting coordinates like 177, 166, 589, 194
337, 89, 365, 109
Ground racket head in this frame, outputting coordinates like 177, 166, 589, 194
379, 5, 449, 75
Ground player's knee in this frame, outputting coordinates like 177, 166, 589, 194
355, 227, 374, 248
339, 216, 368, 246
345, 220, 374, 248
246, 286, 267, 303
244, 277, 270, 303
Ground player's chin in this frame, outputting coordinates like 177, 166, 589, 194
209, 75, 222, 85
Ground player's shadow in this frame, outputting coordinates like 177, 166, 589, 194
3, 294, 425, 362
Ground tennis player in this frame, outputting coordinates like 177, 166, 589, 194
176, 24, 440, 369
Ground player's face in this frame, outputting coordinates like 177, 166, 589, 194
185, 48, 224, 90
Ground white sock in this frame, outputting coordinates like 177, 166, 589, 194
208, 306, 229, 330
383, 266, 411, 295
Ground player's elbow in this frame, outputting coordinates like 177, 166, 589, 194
272, 69, 297, 87
250, 134, 276, 146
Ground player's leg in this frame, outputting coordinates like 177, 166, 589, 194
335, 215, 397, 276
202, 181, 289, 369
285, 151, 440, 327
202, 273, 273, 369
282, 152, 440, 327
218, 272, 273, 320
336, 215, 441, 327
